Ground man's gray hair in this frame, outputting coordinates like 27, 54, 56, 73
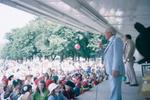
105, 27, 116, 35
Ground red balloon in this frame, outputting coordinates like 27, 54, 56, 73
74, 44, 80, 50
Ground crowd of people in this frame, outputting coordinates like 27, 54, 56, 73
0, 58, 107, 100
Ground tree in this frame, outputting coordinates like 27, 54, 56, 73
1, 18, 58, 60
1, 18, 108, 61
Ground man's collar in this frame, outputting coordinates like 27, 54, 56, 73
104, 35, 115, 54
109, 35, 115, 42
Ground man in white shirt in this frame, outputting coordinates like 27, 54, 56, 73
123, 34, 138, 86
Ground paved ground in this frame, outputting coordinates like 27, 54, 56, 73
77, 64, 146, 100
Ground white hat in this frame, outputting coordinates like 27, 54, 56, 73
48, 83, 58, 94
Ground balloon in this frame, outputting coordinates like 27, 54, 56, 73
74, 44, 80, 50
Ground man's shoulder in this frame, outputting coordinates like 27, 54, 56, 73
127, 39, 134, 45
114, 36, 123, 42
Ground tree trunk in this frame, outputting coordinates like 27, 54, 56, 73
51, 54, 56, 61
60, 55, 64, 62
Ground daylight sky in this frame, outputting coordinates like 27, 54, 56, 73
0, 3, 36, 45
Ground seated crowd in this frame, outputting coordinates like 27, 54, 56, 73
0, 59, 107, 100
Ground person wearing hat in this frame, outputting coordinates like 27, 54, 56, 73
18, 85, 33, 100
48, 83, 67, 100
24, 75, 33, 85
63, 81, 75, 100
52, 75, 59, 83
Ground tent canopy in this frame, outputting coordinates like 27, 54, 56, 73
1, 0, 150, 38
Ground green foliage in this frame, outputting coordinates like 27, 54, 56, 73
1, 18, 107, 60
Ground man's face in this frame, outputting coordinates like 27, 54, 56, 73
105, 31, 111, 40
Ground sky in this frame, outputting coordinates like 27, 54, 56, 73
0, 3, 36, 45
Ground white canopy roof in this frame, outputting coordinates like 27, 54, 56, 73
0, 0, 150, 38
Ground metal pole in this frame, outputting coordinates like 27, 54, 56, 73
95, 85, 98, 100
